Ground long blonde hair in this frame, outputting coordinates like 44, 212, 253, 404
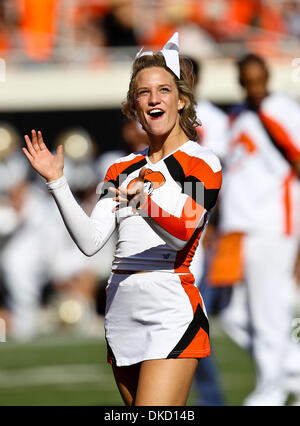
122, 54, 200, 141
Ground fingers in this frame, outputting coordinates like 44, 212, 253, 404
108, 186, 138, 210
108, 187, 118, 196
24, 134, 37, 158
56, 144, 63, 154
138, 166, 147, 181
118, 187, 131, 196
31, 129, 40, 152
37, 131, 47, 150
23, 130, 45, 156
56, 144, 64, 162
110, 187, 129, 204
119, 186, 141, 202
22, 146, 34, 163
109, 181, 145, 214
109, 186, 130, 199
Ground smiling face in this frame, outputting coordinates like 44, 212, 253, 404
134, 67, 185, 139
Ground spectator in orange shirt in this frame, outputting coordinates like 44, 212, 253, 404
17, 0, 60, 62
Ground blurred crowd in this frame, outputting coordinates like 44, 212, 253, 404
0, 0, 299, 64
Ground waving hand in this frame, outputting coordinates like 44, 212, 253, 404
22, 130, 64, 182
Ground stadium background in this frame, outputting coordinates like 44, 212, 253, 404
0, 0, 299, 406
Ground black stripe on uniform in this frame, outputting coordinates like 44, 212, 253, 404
184, 175, 220, 210
106, 338, 117, 366
164, 155, 219, 210
122, 157, 147, 176
167, 303, 209, 359
164, 155, 186, 185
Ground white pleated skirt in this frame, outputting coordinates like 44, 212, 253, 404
104, 271, 210, 367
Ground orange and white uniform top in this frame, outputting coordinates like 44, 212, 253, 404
220, 93, 300, 237
46, 140, 222, 274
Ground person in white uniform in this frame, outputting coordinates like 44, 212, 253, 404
22, 33, 222, 406
216, 53, 300, 406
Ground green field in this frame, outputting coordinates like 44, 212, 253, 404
0, 319, 256, 406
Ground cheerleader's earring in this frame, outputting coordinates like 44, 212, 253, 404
178, 100, 185, 111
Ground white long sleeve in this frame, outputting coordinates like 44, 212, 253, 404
46, 176, 117, 257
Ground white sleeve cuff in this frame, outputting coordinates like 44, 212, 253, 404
46, 175, 67, 191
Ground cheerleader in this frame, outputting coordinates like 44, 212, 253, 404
22, 33, 222, 406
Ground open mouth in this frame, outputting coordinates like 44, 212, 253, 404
148, 109, 165, 119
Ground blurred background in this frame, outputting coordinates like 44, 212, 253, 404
0, 0, 300, 406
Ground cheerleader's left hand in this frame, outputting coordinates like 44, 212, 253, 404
109, 167, 147, 212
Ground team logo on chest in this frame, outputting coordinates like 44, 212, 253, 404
127, 169, 166, 196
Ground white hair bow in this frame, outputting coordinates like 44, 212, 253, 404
135, 32, 180, 79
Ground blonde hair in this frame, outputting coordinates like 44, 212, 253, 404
122, 54, 200, 141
